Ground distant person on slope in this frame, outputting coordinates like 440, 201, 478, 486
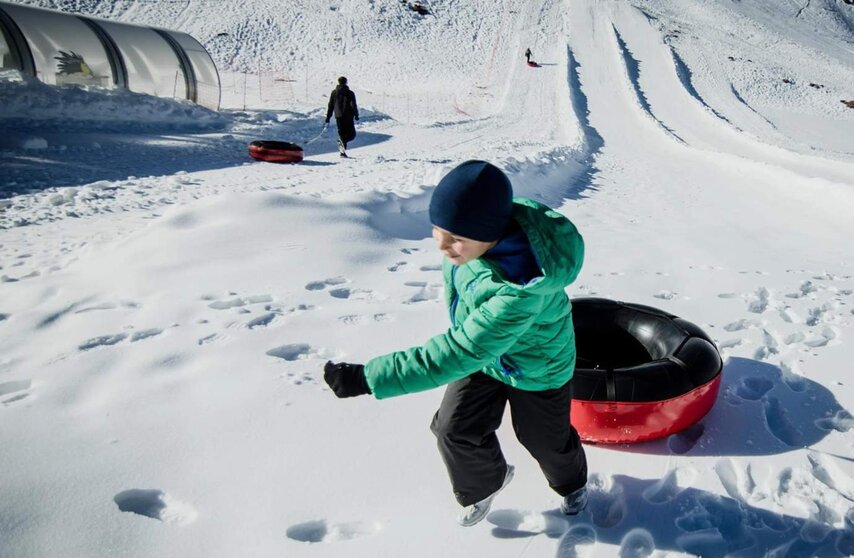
325, 76, 359, 158
525, 47, 532, 63
323, 160, 589, 527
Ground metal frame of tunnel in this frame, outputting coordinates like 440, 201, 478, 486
0, 2, 212, 108
0, 4, 35, 75
78, 16, 128, 88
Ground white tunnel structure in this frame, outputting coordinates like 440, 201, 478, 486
0, 1, 220, 110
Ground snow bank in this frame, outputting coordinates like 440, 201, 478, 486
0, 71, 227, 132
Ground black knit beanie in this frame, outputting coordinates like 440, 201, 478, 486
429, 160, 513, 242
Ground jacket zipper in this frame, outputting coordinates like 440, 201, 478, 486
449, 265, 459, 326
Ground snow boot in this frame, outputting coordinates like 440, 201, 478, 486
457, 465, 515, 527
560, 486, 588, 515
337, 138, 347, 157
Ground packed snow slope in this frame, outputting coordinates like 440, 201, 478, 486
2, 1, 854, 557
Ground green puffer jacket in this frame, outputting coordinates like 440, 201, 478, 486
364, 197, 584, 399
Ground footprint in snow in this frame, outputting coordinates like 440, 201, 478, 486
286, 519, 382, 543
420, 264, 442, 272
746, 287, 771, 314
0, 379, 31, 405
723, 318, 762, 332
785, 280, 819, 299
667, 423, 705, 454
642, 467, 697, 504
713, 460, 764, 505
264, 303, 316, 317
266, 343, 328, 361
338, 313, 393, 325
752, 329, 780, 361
806, 303, 838, 326
305, 276, 349, 291
653, 290, 677, 300
733, 376, 774, 401
778, 306, 801, 323
586, 475, 626, 529
286, 303, 316, 314
282, 371, 317, 386
114, 489, 197, 524
79, 333, 128, 351
246, 313, 277, 329
814, 410, 854, 433
556, 524, 597, 558
400, 247, 422, 255
207, 294, 273, 310
387, 261, 408, 272
198, 333, 224, 345
806, 452, 854, 501
779, 360, 807, 392
762, 396, 799, 447
328, 287, 385, 302
128, 328, 163, 342
619, 528, 656, 558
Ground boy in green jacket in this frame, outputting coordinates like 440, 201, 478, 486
324, 160, 588, 526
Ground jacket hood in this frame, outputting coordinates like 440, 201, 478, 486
505, 197, 584, 294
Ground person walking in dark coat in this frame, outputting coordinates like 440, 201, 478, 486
525, 48, 532, 63
325, 76, 359, 158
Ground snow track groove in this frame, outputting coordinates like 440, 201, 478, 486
611, 25, 686, 144
608, 2, 854, 186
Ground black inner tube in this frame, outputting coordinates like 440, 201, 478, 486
571, 298, 721, 403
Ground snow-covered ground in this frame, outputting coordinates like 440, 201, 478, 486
2, 0, 854, 556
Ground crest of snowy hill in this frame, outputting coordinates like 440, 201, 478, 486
13, 0, 515, 98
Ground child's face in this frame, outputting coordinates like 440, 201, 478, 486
432, 226, 497, 265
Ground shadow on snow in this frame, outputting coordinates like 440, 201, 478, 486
588, 357, 852, 457
0, 114, 391, 198
489, 474, 854, 557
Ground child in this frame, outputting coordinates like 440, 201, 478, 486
324, 160, 588, 526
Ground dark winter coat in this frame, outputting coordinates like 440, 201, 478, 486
326, 84, 359, 121
364, 198, 585, 399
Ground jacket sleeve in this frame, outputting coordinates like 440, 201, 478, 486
351, 91, 359, 119
363, 290, 544, 399
326, 91, 335, 120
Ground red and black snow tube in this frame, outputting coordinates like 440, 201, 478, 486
570, 298, 722, 444
248, 141, 304, 163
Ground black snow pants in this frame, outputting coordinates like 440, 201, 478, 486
430, 372, 587, 507
335, 117, 356, 148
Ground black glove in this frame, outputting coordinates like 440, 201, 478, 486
324, 361, 371, 398
324, 118, 330, 124
354, 115, 359, 121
